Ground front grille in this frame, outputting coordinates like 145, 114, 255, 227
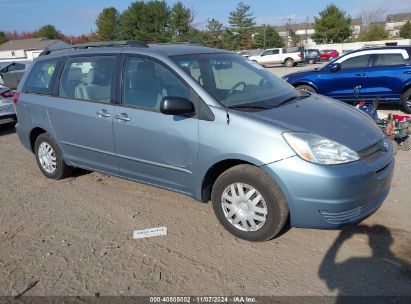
320, 190, 388, 225
358, 141, 384, 163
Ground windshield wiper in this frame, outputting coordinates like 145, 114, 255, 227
227, 105, 273, 110
276, 93, 311, 107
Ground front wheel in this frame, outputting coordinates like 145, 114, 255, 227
211, 165, 289, 242
34, 133, 73, 179
401, 88, 411, 114
284, 58, 294, 67
296, 84, 317, 93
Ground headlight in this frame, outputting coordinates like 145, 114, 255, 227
283, 132, 359, 165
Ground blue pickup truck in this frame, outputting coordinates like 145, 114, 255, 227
282, 47, 411, 113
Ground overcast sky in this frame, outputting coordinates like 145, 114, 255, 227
1, 0, 411, 35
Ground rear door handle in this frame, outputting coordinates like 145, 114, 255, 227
96, 109, 111, 118
356, 73, 367, 77
114, 113, 131, 122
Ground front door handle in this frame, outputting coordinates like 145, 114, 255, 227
356, 73, 367, 77
114, 113, 131, 122
404, 71, 411, 74
97, 109, 111, 118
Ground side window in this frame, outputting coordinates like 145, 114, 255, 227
272, 49, 280, 55
59, 56, 115, 103
122, 57, 190, 111
23, 59, 58, 94
373, 53, 406, 67
178, 60, 203, 85
340, 55, 371, 70
262, 50, 273, 56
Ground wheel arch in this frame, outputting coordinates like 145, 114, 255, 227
401, 82, 411, 95
29, 127, 47, 152
200, 159, 257, 203
283, 57, 294, 64
293, 81, 319, 92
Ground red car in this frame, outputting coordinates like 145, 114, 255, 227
320, 49, 340, 61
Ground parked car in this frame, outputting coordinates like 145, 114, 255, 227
0, 85, 16, 121
237, 51, 250, 58
282, 46, 411, 113
0, 61, 30, 89
320, 49, 340, 61
15, 41, 394, 241
249, 47, 305, 67
304, 49, 321, 64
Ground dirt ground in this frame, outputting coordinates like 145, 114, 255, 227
0, 64, 411, 297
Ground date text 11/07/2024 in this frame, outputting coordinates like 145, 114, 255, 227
149, 296, 257, 303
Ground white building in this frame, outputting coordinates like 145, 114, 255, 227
275, 18, 362, 47
385, 13, 411, 37
0, 37, 68, 63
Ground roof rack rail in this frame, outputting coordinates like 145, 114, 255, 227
39, 40, 148, 56
152, 42, 205, 47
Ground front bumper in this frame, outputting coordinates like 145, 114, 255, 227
261, 141, 394, 229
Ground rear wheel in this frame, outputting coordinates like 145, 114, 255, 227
34, 133, 72, 179
211, 164, 289, 242
296, 84, 317, 93
284, 58, 294, 67
308, 59, 316, 64
401, 88, 411, 114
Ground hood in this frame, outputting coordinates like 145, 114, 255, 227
282, 69, 320, 80
245, 94, 384, 152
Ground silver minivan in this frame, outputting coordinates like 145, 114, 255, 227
14, 41, 394, 241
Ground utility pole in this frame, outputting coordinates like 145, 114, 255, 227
305, 17, 309, 47
263, 24, 266, 49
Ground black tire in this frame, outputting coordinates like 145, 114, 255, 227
284, 58, 294, 67
400, 88, 411, 114
296, 84, 317, 93
211, 164, 289, 242
34, 133, 72, 180
308, 59, 316, 64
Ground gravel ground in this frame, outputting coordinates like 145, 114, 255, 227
0, 64, 410, 297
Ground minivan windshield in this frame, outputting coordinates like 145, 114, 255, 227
172, 53, 302, 109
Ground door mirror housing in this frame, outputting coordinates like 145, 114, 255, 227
160, 97, 195, 116
330, 63, 341, 72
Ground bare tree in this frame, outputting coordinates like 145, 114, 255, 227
361, 9, 385, 29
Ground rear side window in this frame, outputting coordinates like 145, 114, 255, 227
340, 55, 371, 69
23, 59, 58, 94
373, 53, 406, 66
59, 56, 115, 103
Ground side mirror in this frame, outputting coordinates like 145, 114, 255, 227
160, 97, 195, 116
330, 63, 341, 72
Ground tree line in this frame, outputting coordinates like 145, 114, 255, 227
1, 2, 411, 49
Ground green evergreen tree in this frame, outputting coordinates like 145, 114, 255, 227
96, 7, 119, 41
228, 2, 256, 49
312, 4, 353, 44
170, 1, 192, 41
399, 21, 411, 39
205, 19, 224, 48
359, 24, 388, 41
253, 25, 284, 49
36, 25, 61, 39
0, 31, 8, 45
118, 1, 170, 43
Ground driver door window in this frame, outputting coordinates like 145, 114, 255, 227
340, 55, 371, 70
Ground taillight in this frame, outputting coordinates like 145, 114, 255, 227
12, 92, 20, 105
0, 90, 14, 99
